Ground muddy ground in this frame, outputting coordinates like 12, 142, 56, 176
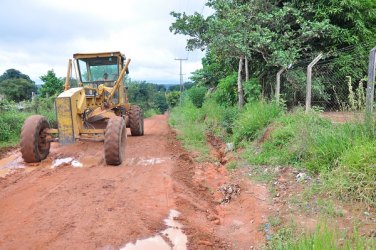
0, 114, 271, 249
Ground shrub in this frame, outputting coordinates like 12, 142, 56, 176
213, 72, 238, 106
0, 111, 31, 146
243, 77, 261, 103
0, 116, 12, 141
187, 86, 207, 108
232, 101, 282, 145
166, 91, 181, 108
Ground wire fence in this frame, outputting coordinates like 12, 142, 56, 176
277, 44, 374, 113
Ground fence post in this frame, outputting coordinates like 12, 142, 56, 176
275, 67, 285, 104
365, 47, 376, 119
306, 53, 323, 112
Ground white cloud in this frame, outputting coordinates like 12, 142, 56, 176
0, 0, 209, 84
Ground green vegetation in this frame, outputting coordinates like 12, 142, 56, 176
39, 70, 64, 98
186, 85, 207, 108
169, 95, 375, 247
127, 81, 168, 114
0, 69, 37, 102
0, 97, 56, 147
166, 91, 180, 108
171, 0, 376, 107
232, 101, 282, 145
242, 110, 376, 206
268, 223, 374, 250
170, 87, 375, 207
168, 0, 376, 247
169, 99, 210, 159
325, 141, 376, 206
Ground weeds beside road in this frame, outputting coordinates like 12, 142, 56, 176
169, 97, 375, 249
0, 97, 56, 148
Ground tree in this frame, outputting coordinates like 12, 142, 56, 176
39, 70, 64, 98
0, 78, 36, 102
170, 0, 375, 106
171, 1, 250, 107
190, 49, 235, 88
0, 69, 36, 102
0, 68, 32, 82
127, 81, 168, 113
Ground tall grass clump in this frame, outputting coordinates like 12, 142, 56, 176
0, 97, 57, 147
248, 110, 376, 173
248, 110, 331, 166
232, 101, 282, 145
324, 140, 376, 206
0, 110, 31, 147
169, 99, 209, 157
201, 98, 239, 139
269, 223, 374, 250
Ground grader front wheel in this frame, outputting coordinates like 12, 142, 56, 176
104, 116, 126, 165
129, 105, 144, 136
20, 115, 51, 163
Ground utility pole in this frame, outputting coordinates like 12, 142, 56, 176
175, 58, 188, 104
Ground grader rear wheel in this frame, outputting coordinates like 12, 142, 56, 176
129, 105, 144, 136
20, 115, 51, 163
104, 116, 126, 165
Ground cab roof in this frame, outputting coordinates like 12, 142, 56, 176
73, 51, 125, 60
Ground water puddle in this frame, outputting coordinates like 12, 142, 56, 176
121, 209, 187, 250
52, 157, 83, 168
0, 154, 24, 177
127, 157, 169, 166
0, 154, 85, 178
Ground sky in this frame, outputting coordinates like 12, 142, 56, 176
0, 0, 210, 85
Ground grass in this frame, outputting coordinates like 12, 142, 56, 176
226, 161, 237, 171
323, 140, 376, 206
268, 223, 375, 250
168, 95, 376, 250
169, 97, 241, 161
0, 98, 56, 148
244, 109, 376, 206
144, 108, 159, 118
0, 111, 33, 147
169, 99, 210, 159
170, 98, 376, 206
232, 101, 282, 146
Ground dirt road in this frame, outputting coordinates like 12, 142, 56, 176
0, 114, 270, 249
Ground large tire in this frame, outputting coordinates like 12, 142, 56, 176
129, 105, 144, 136
104, 116, 126, 165
20, 115, 51, 163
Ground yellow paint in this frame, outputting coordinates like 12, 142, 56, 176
56, 87, 86, 144
53, 51, 132, 145
64, 59, 72, 91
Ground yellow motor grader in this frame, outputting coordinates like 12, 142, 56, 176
20, 52, 144, 165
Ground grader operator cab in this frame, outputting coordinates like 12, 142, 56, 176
20, 52, 144, 165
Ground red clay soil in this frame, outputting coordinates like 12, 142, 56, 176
0, 114, 270, 249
